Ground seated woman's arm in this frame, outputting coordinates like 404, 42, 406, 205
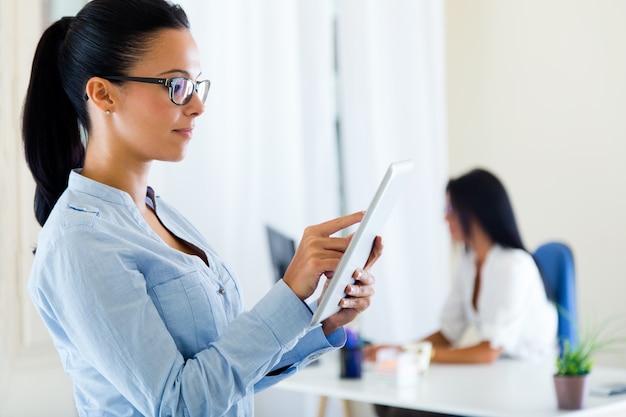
431, 340, 502, 364
363, 330, 451, 362
422, 330, 451, 347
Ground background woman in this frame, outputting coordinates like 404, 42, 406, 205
370, 168, 557, 417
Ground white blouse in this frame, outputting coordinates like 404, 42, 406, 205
440, 245, 558, 360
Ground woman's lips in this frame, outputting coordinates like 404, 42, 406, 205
174, 127, 194, 139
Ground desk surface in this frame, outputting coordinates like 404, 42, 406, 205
274, 352, 626, 417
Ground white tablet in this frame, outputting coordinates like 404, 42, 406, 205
310, 160, 414, 326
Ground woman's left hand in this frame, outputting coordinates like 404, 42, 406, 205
320, 235, 383, 335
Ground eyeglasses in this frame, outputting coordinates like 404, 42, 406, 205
102, 76, 211, 106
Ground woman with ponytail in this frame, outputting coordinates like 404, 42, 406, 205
22, 1, 382, 416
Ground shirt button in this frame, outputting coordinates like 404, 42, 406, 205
308, 351, 323, 361
218, 288, 225, 295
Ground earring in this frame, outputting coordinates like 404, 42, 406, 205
105, 110, 111, 116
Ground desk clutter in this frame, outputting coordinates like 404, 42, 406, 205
372, 341, 433, 387
337, 327, 433, 387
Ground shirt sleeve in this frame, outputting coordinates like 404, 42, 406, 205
29, 227, 335, 417
254, 325, 346, 392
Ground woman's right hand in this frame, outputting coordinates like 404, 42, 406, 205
282, 211, 365, 301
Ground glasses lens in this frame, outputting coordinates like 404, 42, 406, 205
170, 78, 194, 105
169, 78, 210, 105
197, 80, 210, 104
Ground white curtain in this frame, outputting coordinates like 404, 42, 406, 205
337, 0, 449, 344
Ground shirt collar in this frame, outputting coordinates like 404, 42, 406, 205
68, 169, 146, 208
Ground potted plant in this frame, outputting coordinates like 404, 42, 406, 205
554, 317, 626, 410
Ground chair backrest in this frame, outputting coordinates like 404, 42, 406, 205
533, 242, 578, 353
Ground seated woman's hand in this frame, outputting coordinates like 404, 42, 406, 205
362, 344, 401, 362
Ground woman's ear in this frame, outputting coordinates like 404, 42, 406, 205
85, 77, 115, 113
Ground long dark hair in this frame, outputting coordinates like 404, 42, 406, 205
22, 0, 189, 226
446, 168, 526, 251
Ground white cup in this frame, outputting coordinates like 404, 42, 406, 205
402, 341, 433, 374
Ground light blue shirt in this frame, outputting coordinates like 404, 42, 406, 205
29, 171, 345, 417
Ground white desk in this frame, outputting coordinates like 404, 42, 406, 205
274, 352, 626, 417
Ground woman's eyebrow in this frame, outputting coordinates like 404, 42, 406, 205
157, 69, 202, 79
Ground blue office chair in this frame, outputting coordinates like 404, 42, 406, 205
533, 242, 578, 354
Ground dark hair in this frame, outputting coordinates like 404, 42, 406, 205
446, 168, 526, 251
22, 0, 189, 226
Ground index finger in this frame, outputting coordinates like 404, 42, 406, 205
312, 211, 365, 237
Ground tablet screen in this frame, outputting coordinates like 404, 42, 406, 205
310, 160, 414, 326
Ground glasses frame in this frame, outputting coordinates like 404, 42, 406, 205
102, 75, 210, 106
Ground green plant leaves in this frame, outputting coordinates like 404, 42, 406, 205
556, 315, 626, 376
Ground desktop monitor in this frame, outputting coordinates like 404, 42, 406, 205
265, 225, 296, 282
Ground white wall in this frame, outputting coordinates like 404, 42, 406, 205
0, 0, 79, 416
0, 0, 18, 401
446, 0, 626, 366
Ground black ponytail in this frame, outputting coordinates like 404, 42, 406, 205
23, 17, 84, 227
22, 0, 189, 226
